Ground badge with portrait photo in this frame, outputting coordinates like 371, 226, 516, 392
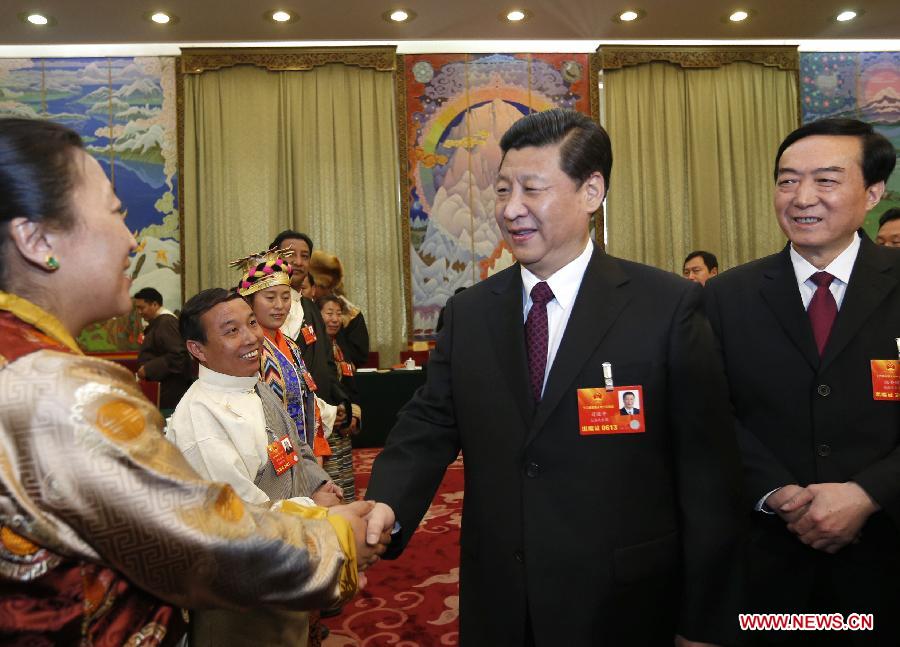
576, 385, 646, 435
871, 359, 900, 401
301, 324, 317, 345
267, 435, 299, 475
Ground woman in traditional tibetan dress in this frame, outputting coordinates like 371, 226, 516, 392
0, 118, 383, 645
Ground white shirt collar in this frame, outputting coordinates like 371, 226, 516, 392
521, 238, 594, 309
789, 232, 860, 286
198, 364, 259, 393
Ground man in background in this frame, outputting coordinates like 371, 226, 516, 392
682, 250, 719, 285
875, 207, 900, 247
705, 118, 900, 645
133, 286, 193, 411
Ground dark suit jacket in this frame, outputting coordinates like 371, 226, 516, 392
704, 234, 900, 642
137, 313, 193, 410
620, 407, 640, 415
367, 247, 744, 646
293, 297, 349, 415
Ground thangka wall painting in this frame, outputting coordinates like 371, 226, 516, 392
800, 52, 900, 234
0, 57, 180, 351
400, 53, 596, 340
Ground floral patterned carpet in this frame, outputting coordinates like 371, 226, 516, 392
323, 448, 463, 646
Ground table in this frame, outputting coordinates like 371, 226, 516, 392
352, 368, 426, 448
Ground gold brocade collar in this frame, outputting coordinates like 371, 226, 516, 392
0, 291, 82, 354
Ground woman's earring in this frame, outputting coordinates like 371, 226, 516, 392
45, 256, 60, 271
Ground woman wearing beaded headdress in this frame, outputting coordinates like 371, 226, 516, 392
0, 119, 389, 644
233, 250, 340, 466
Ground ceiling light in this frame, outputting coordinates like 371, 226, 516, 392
271, 10, 292, 22
150, 12, 171, 24
729, 10, 748, 22
612, 9, 645, 23
835, 10, 857, 22
18, 11, 56, 26
382, 8, 417, 23
506, 10, 527, 21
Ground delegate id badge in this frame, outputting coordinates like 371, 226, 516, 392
301, 324, 317, 345
267, 435, 299, 476
303, 371, 318, 392
871, 360, 900, 401
577, 385, 646, 435
340, 361, 353, 377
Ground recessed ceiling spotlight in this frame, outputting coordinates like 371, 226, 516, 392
151, 12, 171, 24
835, 10, 858, 22
612, 9, 645, 23
382, 8, 417, 23
506, 9, 527, 22
17, 11, 56, 26
266, 9, 297, 23
729, 10, 748, 22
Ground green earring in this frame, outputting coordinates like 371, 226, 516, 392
45, 256, 60, 271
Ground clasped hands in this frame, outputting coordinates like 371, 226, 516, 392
328, 500, 396, 571
765, 482, 880, 554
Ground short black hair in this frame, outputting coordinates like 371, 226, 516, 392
180, 288, 243, 343
499, 108, 612, 195
683, 251, 718, 271
878, 208, 900, 229
305, 271, 316, 287
0, 118, 84, 290
133, 287, 163, 305
317, 293, 344, 312
269, 230, 314, 253
774, 118, 896, 187
622, 391, 635, 399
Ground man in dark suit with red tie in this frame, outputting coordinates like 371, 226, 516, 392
704, 119, 900, 645
364, 109, 744, 646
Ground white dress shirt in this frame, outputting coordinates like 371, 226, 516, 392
520, 239, 594, 398
789, 232, 860, 311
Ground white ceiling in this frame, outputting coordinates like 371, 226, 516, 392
2, 0, 899, 53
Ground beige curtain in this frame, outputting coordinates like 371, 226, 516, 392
183, 62, 405, 365
604, 59, 799, 273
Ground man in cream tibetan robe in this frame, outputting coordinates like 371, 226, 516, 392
167, 288, 345, 646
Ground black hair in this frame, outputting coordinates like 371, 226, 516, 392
683, 250, 718, 271
269, 230, 314, 253
317, 293, 345, 312
0, 118, 84, 289
180, 288, 243, 343
622, 391, 635, 398
305, 271, 316, 286
774, 118, 896, 187
499, 108, 612, 193
878, 208, 900, 229
133, 287, 163, 305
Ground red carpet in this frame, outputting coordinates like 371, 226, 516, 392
323, 448, 462, 646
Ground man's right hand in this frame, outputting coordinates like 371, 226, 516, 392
364, 502, 396, 547
329, 500, 387, 570
766, 484, 812, 524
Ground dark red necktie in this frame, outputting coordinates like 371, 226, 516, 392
525, 282, 554, 402
808, 271, 837, 356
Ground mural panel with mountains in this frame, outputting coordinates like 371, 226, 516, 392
0, 57, 179, 351
801, 51, 900, 232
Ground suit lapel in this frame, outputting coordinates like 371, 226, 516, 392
487, 266, 533, 429
527, 250, 631, 445
759, 246, 820, 371
821, 235, 898, 371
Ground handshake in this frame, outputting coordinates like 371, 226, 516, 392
329, 500, 396, 570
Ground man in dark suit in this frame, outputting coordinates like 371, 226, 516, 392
704, 118, 899, 645
364, 109, 744, 646
133, 286, 193, 410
